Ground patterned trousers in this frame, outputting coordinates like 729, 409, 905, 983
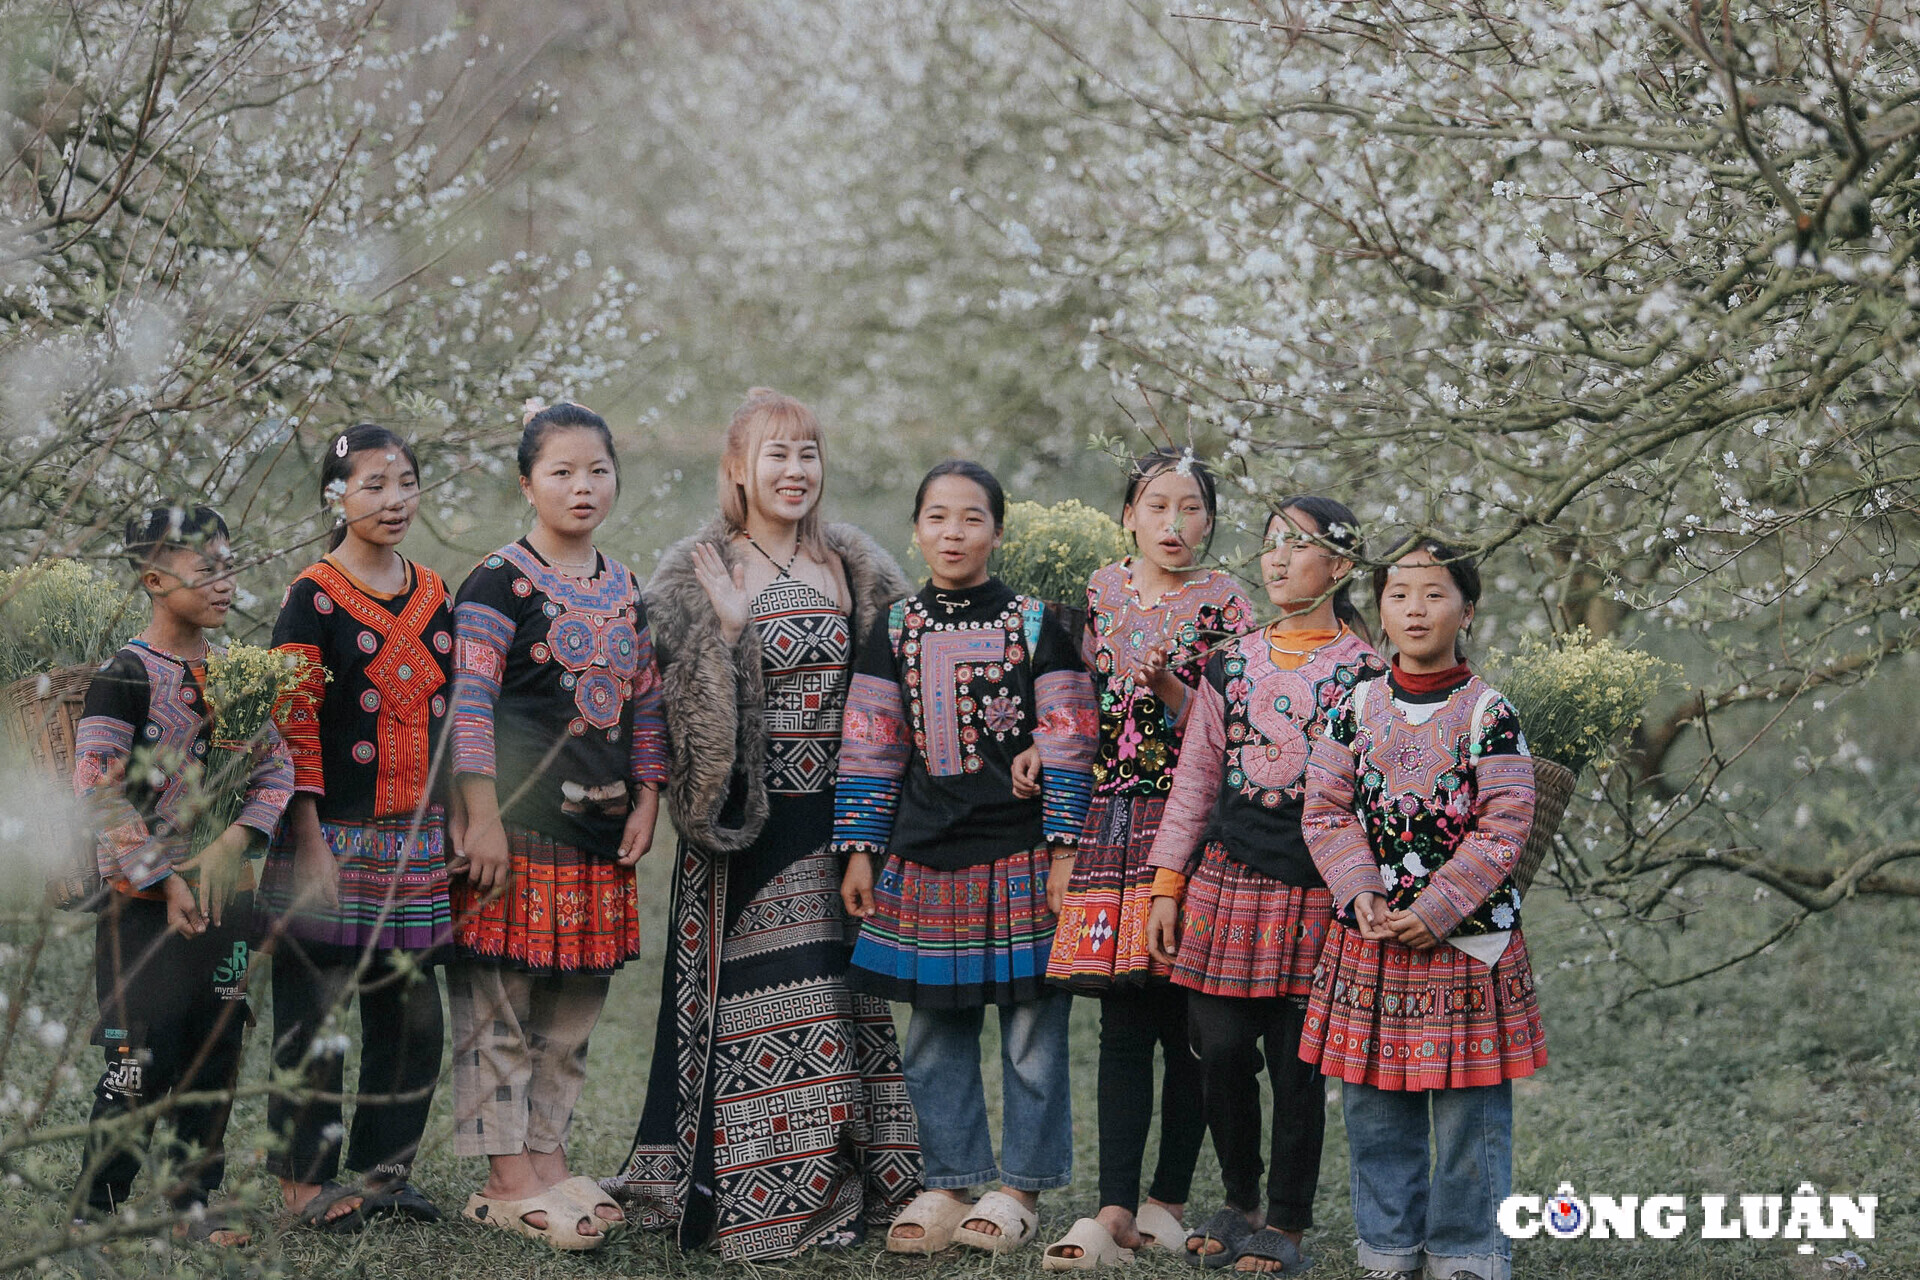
446, 961, 609, 1157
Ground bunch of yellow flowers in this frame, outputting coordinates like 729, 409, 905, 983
205, 641, 319, 749
990, 499, 1129, 606
1497, 626, 1675, 775
187, 643, 324, 850
0, 559, 138, 685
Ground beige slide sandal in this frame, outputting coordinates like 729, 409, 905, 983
953, 1188, 1039, 1255
461, 1189, 606, 1251
885, 1189, 975, 1254
1134, 1202, 1185, 1251
550, 1175, 626, 1235
1043, 1216, 1136, 1270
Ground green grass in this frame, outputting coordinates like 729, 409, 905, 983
1, 846, 1913, 1279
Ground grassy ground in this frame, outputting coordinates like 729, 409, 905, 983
1, 843, 1912, 1279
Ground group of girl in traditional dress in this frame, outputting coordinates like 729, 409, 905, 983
72, 388, 1545, 1280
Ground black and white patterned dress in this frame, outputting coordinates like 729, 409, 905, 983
623, 576, 922, 1259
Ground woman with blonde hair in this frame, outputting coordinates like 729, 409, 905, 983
606, 389, 923, 1259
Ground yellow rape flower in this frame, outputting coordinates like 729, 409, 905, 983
1496, 626, 1675, 774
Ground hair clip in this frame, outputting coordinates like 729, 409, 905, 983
521, 397, 549, 426
334, 435, 351, 457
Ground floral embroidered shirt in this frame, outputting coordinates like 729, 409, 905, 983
1082, 560, 1253, 800
1304, 664, 1536, 939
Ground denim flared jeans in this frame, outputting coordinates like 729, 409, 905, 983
901, 989, 1073, 1192
1342, 1079, 1513, 1280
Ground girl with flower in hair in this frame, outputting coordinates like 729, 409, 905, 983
1300, 537, 1545, 1280
834, 460, 1098, 1258
1041, 447, 1252, 1270
262, 423, 456, 1229
445, 401, 667, 1251
1144, 497, 1386, 1274
607, 389, 922, 1259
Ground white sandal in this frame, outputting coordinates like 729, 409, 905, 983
550, 1176, 625, 1235
461, 1189, 606, 1252
1134, 1202, 1185, 1251
1043, 1216, 1135, 1270
885, 1189, 974, 1254
953, 1188, 1039, 1255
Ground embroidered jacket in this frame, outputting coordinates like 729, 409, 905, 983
1304, 667, 1535, 939
1082, 561, 1253, 800
1147, 626, 1384, 886
832, 577, 1097, 871
271, 558, 454, 821
452, 540, 668, 856
73, 641, 295, 892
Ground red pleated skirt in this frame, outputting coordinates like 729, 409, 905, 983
1168, 842, 1332, 999
1046, 793, 1168, 992
1300, 921, 1548, 1090
450, 824, 640, 975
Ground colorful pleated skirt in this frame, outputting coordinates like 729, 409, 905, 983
451, 823, 640, 976
1046, 793, 1167, 993
1167, 842, 1332, 1000
258, 808, 453, 961
848, 846, 1057, 1009
1299, 921, 1548, 1091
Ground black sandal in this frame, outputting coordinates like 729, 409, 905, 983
297, 1180, 369, 1234
1186, 1207, 1256, 1269
1230, 1227, 1313, 1274
360, 1179, 443, 1224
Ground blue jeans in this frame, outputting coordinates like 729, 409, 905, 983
1342, 1080, 1513, 1280
902, 989, 1073, 1192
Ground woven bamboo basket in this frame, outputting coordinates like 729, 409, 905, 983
1512, 756, 1577, 896
2, 664, 103, 909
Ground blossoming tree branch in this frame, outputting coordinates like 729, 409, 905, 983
998, 0, 1920, 989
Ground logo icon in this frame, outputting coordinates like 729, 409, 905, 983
1545, 1183, 1587, 1240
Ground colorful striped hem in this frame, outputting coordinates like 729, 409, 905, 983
258, 810, 453, 953
848, 846, 1057, 1009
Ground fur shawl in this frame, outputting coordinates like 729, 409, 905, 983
642, 517, 911, 854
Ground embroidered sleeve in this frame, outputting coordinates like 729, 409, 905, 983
1032, 604, 1096, 845
1303, 684, 1382, 913
451, 569, 516, 779
269, 577, 329, 796
236, 721, 297, 837
627, 586, 668, 788
73, 653, 166, 889
1408, 694, 1535, 939
831, 609, 909, 853
1146, 673, 1225, 878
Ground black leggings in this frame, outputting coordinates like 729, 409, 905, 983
267, 943, 444, 1185
1095, 982, 1208, 1213
82, 894, 252, 1213
1186, 991, 1324, 1231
